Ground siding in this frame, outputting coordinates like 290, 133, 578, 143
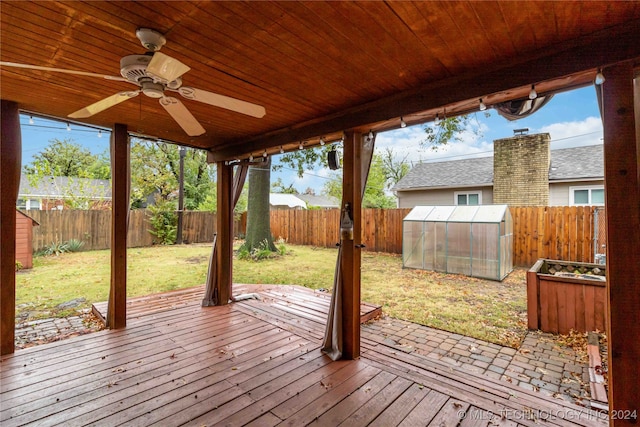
15, 211, 36, 269
549, 180, 604, 206
397, 187, 493, 208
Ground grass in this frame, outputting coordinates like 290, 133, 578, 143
16, 243, 528, 347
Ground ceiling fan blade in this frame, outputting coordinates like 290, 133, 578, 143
0, 61, 126, 81
175, 87, 266, 118
68, 91, 139, 119
146, 52, 190, 83
160, 97, 205, 136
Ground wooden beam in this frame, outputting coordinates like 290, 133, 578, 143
209, 19, 640, 161
602, 62, 640, 426
215, 161, 233, 305
0, 100, 21, 355
340, 131, 363, 359
107, 123, 129, 329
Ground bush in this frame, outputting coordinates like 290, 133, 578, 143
15, 260, 23, 271
148, 198, 177, 245
38, 241, 70, 256
237, 238, 281, 261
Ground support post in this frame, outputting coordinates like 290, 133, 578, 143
341, 131, 363, 359
0, 100, 21, 355
107, 124, 129, 329
602, 62, 640, 426
215, 161, 234, 305
177, 146, 186, 244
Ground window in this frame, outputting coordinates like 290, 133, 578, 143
570, 186, 604, 206
455, 191, 481, 205
16, 198, 41, 210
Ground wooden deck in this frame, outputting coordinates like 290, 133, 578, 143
1, 286, 606, 427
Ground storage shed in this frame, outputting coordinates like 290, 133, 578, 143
402, 205, 513, 281
15, 210, 38, 269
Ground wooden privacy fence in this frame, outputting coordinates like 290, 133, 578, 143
27, 210, 241, 252
29, 206, 597, 267
269, 206, 598, 267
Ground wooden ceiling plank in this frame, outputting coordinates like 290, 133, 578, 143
385, 2, 456, 75
549, 1, 584, 43
442, 1, 501, 63
209, 18, 640, 160
213, 1, 368, 105
357, 1, 444, 81
525, 2, 562, 51
300, 1, 409, 93
468, 1, 517, 60
241, 1, 392, 99
496, 2, 538, 56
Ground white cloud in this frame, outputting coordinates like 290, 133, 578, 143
537, 116, 603, 149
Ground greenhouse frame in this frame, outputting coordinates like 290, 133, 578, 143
402, 205, 513, 281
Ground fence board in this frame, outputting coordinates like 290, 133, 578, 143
29, 206, 598, 267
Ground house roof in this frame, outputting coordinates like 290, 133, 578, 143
394, 144, 603, 191
19, 174, 111, 199
295, 194, 340, 209
269, 193, 307, 209
1, 2, 639, 161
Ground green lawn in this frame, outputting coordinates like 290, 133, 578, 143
16, 243, 528, 347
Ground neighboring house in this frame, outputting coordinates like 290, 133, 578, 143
394, 132, 604, 208
269, 193, 340, 210
295, 194, 339, 209
18, 174, 112, 210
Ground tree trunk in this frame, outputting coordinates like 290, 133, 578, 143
242, 157, 276, 252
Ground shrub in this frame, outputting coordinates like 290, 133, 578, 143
66, 239, 85, 252
147, 198, 177, 245
15, 260, 23, 271
39, 241, 70, 256
237, 238, 280, 261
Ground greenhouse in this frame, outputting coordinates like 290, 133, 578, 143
402, 205, 513, 281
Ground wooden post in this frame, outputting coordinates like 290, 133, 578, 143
602, 62, 640, 425
107, 124, 129, 329
215, 161, 233, 305
0, 100, 21, 355
341, 131, 363, 359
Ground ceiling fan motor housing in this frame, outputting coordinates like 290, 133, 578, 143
120, 54, 152, 83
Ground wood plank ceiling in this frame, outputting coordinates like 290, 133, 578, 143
1, 1, 640, 160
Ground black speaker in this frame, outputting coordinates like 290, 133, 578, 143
328, 149, 340, 170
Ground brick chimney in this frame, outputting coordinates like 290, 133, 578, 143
493, 132, 550, 206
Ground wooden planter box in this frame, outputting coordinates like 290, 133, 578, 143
527, 259, 607, 334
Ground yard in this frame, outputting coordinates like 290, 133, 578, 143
16, 243, 528, 347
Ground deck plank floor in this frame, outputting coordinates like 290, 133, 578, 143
1, 285, 606, 427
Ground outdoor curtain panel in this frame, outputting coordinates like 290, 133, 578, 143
322, 134, 375, 360
202, 163, 249, 306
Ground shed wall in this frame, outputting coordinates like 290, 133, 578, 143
15, 211, 34, 269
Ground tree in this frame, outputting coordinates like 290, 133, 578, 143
271, 177, 297, 194
129, 139, 215, 209
242, 157, 277, 252
421, 113, 487, 150
322, 153, 396, 209
23, 138, 107, 178
380, 147, 410, 190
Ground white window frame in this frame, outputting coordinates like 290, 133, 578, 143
17, 198, 42, 210
454, 191, 482, 206
569, 185, 604, 206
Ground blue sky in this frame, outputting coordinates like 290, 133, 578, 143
19, 85, 602, 194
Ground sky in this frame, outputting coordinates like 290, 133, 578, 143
19, 85, 603, 195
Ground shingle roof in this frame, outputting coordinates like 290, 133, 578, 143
393, 144, 603, 191
19, 174, 112, 199
295, 194, 339, 208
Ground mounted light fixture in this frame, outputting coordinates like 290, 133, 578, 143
319, 137, 325, 146
263, 149, 267, 158
98, 130, 103, 138
368, 130, 374, 140
66, 122, 71, 131
249, 153, 254, 162
29, 115, 34, 124
595, 69, 606, 85
434, 113, 440, 125
280, 146, 284, 154
299, 141, 304, 150
529, 84, 537, 100
400, 117, 407, 128
479, 98, 487, 111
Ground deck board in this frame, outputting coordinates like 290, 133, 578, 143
1, 285, 607, 427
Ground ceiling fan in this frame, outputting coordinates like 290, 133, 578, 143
0, 28, 266, 137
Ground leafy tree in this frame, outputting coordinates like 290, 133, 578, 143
272, 177, 297, 194
23, 138, 102, 178
379, 147, 410, 190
